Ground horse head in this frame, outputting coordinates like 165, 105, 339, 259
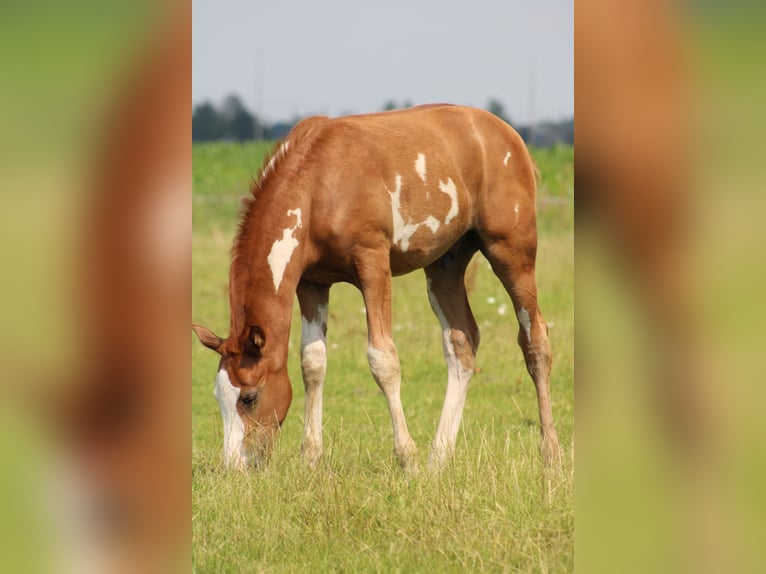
192, 322, 292, 469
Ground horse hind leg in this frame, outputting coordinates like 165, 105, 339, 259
481, 233, 562, 468
425, 240, 481, 470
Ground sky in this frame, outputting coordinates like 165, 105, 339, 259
193, 0, 573, 126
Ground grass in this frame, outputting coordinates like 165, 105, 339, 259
192, 141, 574, 573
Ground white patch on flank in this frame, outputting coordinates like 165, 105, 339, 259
388, 174, 423, 252
518, 307, 532, 340
267, 208, 303, 292
424, 215, 440, 233
262, 140, 290, 180
214, 369, 246, 468
387, 172, 458, 252
503, 151, 512, 166
437, 178, 459, 224
415, 153, 427, 184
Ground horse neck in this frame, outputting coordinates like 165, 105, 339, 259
228, 189, 308, 365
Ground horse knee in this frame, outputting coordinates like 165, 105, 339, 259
301, 340, 326, 387
367, 345, 400, 390
448, 329, 476, 374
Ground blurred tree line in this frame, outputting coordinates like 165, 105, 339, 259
192, 95, 573, 147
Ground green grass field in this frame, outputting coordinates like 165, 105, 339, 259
192, 141, 574, 573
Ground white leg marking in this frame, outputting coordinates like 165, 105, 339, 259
367, 345, 417, 465
214, 369, 247, 468
301, 304, 328, 463
415, 153, 427, 184
437, 178, 459, 224
427, 279, 474, 467
261, 140, 290, 180
518, 307, 532, 340
503, 151, 512, 166
267, 208, 302, 292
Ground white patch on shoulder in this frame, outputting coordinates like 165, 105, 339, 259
517, 307, 532, 340
267, 208, 303, 292
415, 153, 427, 184
503, 151, 512, 166
437, 178, 459, 224
214, 369, 246, 468
262, 140, 290, 180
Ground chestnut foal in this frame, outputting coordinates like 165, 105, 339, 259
193, 104, 561, 472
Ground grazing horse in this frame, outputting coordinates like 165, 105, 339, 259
192, 104, 561, 471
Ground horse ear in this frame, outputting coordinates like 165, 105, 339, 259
242, 325, 266, 358
251, 325, 266, 348
192, 324, 224, 354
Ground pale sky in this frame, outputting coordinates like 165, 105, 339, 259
193, 0, 573, 125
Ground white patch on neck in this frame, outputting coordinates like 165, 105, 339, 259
267, 208, 303, 292
503, 151, 512, 166
262, 140, 290, 181
214, 369, 246, 468
415, 153, 427, 184
517, 307, 532, 340
437, 178, 459, 224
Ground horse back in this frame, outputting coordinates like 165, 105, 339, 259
287, 106, 536, 274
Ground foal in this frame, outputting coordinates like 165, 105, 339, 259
193, 104, 561, 471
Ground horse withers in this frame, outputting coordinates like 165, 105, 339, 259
193, 104, 561, 472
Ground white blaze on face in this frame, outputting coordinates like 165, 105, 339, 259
415, 153, 427, 184
267, 208, 303, 292
214, 369, 246, 468
437, 178, 459, 224
503, 151, 512, 166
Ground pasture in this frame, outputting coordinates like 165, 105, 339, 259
192, 140, 574, 572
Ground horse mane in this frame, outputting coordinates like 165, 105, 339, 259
227, 117, 330, 339
232, 116, 330, 264
252, 138, 291, 195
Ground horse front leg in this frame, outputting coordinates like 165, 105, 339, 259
354, 249, 418, 473
297, 281, 330, 467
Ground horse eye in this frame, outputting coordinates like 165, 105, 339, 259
240, 392, 258, 407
